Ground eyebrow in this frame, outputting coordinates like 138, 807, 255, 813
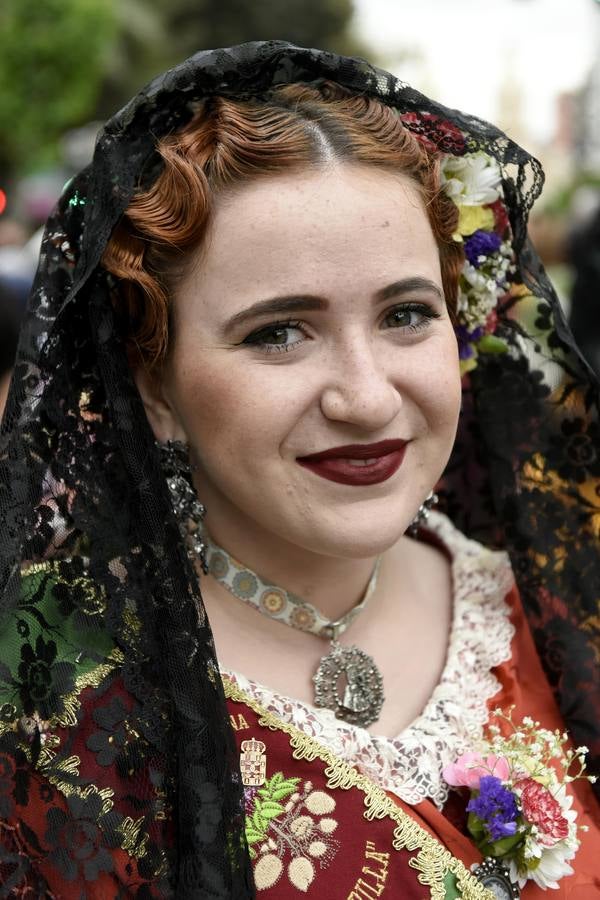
375, 277, 444, 303
224, 295, 327, 331
223, 276, 444, 332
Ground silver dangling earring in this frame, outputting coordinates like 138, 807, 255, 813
157, 439, 209, 574
408, 490, 438, 536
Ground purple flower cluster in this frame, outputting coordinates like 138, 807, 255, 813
464, 229, 502, 267
467, 775, 519, 841
456, 324, 484, 360
244, 785, 259, 814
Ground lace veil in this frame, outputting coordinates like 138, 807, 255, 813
0, 41, 598, 897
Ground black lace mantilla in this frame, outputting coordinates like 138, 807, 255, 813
0, 41, 598, 898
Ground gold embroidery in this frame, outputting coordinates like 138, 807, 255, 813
51, 651, 124, 729
0, 704, 18, 738
40, 752, 80, 777
365, 840, 390, 869
347, 840, 390, 898
20, 559, 107, 618
230, 712, 250, 731
119, 815, 149, 858
240, 737, 267, 786
248, 774, 340, 891
20, 560, 61, 577
348, 877, 385, 899
223, 676, 494, 900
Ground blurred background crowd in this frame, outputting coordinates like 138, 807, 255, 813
1, 0, 600, 415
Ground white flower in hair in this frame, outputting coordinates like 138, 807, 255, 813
457, 263, 500, 328
441, 152, 502, 206
456, 240, 513, 330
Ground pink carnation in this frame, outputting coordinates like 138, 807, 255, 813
484, 309, 498, 335
443, 752, 511, 790
489, 198, 510, 236
519, 779, 569, 847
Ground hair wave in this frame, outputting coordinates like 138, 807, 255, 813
102, 83, 464, 366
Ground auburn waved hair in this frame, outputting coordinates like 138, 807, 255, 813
102, 82, 464, 367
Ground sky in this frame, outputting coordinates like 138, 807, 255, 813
353, 0, 599, 145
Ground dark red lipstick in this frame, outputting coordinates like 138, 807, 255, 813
296, 439, 407, 486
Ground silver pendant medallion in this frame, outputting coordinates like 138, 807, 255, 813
312, 641, 384, 728
473, 859, 520, 899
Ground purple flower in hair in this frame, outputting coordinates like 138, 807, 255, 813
467, 775, 519, 841
464, 229, 502, 267
456, 324, 485, 360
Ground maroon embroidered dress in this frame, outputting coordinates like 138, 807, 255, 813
2, 515, 598, 897
220, 515, 600, 898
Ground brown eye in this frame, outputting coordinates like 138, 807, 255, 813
386, 308, 415, 327
382, 303, 439, 332
260, 327, 289, 344
242, 321, 306, 353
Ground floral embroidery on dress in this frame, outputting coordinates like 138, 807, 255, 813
224, 512, 515, 810
245, 771, 340, 892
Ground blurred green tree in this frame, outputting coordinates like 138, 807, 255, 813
1, 0, 366, 178
0, 0, 117, 176
96, 0, 366, 118
162, 0, 362, 57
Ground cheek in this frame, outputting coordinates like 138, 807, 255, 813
404, 336, 462, 436
170, 356, 303, 460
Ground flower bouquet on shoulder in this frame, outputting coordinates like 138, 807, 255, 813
443, 708, 595, 892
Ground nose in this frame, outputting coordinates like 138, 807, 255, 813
319, 337, 402, 431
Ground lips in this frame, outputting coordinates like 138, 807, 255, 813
297, 439, 408, 486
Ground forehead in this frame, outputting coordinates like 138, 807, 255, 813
181, 165, 441, 309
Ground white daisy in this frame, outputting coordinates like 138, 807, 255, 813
441, 152, 502, 206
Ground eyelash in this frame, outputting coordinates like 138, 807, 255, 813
241, 303, 441, 354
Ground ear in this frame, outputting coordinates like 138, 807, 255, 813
133, 365, 187, 444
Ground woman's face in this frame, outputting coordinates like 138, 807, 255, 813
146, 165, 462, 559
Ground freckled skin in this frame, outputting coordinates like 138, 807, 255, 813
143, 165, 461, 562
136, 165, 461, 733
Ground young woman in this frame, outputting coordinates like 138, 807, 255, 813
0, 42, 598, 898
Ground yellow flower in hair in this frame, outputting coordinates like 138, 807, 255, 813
457, 205, 494, 237
459, 355, 478, 377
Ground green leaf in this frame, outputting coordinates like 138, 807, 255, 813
442, 871, 461, 900
467, 811, 524, 859
483, 832, 524, 859
244, 825, 264, 845
258, 772, 300, 803
476, 334, 509, 355
467, 811, 486, 844
271, 786, 296, 802
259, 801, 285, 819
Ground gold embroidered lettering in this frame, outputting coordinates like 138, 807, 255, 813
346, 842, 389, 898
347, 880, 381, 899
364, 847, 390, 869
229, 713, 250, 731
362, 865, 387, 883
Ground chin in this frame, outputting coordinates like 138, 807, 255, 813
290, 510, 413, 560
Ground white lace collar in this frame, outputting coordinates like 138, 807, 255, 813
222, 512, 515, 810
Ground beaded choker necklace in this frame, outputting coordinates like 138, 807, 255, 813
204, 535, 384, 728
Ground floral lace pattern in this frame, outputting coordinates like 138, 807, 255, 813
2, 40, 598, 897
224, 512, 515, 810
